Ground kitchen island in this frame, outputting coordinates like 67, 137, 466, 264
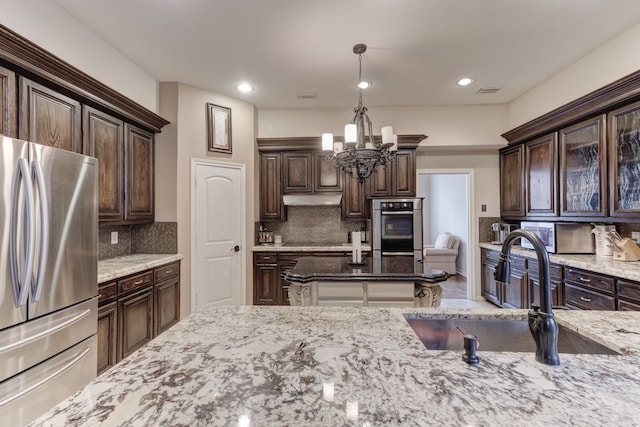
283, 256, 448, 307
31, 305, 640, 426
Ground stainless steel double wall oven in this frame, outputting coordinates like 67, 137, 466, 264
372, 198, 423, 259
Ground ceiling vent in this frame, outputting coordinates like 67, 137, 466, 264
476, 87, 501, 94
296, 92, 318, 99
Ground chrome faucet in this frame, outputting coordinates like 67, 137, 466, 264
494, 229, 560, 365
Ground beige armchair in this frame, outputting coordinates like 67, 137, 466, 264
423, 233, 460, 275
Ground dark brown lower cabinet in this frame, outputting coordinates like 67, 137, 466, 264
254, 254, 280, 304
564, 267, 615, 310
119, 287, 154, 360
97, 301, 117, 375
480, 248, 526, 308
618, 279, 640, 311
97, 261, 180, 373
253, 251, 356, 306
155, 275, 181, 335
527, 260, 564, 308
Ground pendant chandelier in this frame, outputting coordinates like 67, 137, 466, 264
322, 43, 397, 183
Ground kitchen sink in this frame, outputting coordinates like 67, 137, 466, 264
405, 317, 621, 355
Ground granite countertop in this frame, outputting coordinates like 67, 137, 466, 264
284, 256, 448, 283
98, 254, 184, 283
479, 242, 640, 282
252, 243, 372, 252
31, 306, 640, 426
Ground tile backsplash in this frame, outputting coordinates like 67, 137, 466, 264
99, 222, 178, 260
262, 206, 366, 245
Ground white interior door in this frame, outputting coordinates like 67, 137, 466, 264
192, 160, 245, 310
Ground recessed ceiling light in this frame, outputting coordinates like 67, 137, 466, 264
357, 81, 372, 89
236, 83, 254, 93
456, 77, 474, 87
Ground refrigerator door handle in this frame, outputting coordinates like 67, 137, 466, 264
0, 346, 91, 408
30, 160, 49, 301
9, 158, 36, 307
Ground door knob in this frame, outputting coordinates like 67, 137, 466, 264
232, 245, 240, 252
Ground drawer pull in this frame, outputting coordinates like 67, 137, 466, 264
165, 269, 173, 274
580, 296, 592, 302
578, 277, 591, 283
133, 280, 144, 285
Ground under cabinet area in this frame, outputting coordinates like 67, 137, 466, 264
97, 261, 180, 375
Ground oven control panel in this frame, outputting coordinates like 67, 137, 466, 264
380, 201, 413, 210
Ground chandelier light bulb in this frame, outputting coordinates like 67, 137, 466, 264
381, 126, 394, 144
322, 133, 334, 151
345, 124, 357, 143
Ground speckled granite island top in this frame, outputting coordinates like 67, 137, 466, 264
98, 254, 184, 283
31, 306, 640, 426
284, 256, 448, 283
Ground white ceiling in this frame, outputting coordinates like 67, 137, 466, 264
53, 0, 640, 110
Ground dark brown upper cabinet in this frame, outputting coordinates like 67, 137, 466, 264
283, 152, 313, 193
367, 149, 416, 197
609, 101, 640, 217
125, 124, 154, 223
0, 65, 17, 138
342, 175, 367, 220
559, 115, 607, 217
259, 152, 284, 221
499, 144, 525, 218
314, 152, 343, 192
19, 77, 81, 153
525, 133, 558, 216
83, 106, 125, 222
282, 151, 343, 194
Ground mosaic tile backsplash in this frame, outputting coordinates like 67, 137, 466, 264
262, 206, 367, 245
99, 222, 178, 260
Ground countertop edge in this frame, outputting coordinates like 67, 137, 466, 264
252, 244, 372, 252
98, 254, 184, 284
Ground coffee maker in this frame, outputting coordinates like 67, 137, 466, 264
491, 223, 516, 244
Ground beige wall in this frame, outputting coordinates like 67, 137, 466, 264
0, 0, 159, 112
508, 22, 640, 128
259, 104, 509, 148
158, 83, 257, 317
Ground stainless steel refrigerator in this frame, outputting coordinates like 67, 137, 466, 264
0, 136, 98, 425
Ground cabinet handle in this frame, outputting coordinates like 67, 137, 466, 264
165, 270, 173, 274
133, 280, 143, 285
578, 277, 591, 283
580, 296, 592, 302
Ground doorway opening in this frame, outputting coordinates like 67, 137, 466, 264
417, 169, 479, 305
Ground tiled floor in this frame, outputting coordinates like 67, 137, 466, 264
440, 274, 497, 309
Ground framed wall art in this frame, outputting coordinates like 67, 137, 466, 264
206, 102, 232, 154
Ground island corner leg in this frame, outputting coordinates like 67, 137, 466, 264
415, 283, 443, 308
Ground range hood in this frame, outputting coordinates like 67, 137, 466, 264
283, 194, 342, 206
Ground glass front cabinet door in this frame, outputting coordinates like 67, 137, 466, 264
559, 115, 607, 217
609, 102, 640, 217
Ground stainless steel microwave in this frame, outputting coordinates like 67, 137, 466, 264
520, 222, 594, 254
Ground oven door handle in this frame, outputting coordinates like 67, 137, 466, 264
380, 210, 414, 215
381, 251, 415, 256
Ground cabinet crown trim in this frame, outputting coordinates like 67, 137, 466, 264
502, 69, 640, 145
0, 24, 169, 133
257, 134, 427, 151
